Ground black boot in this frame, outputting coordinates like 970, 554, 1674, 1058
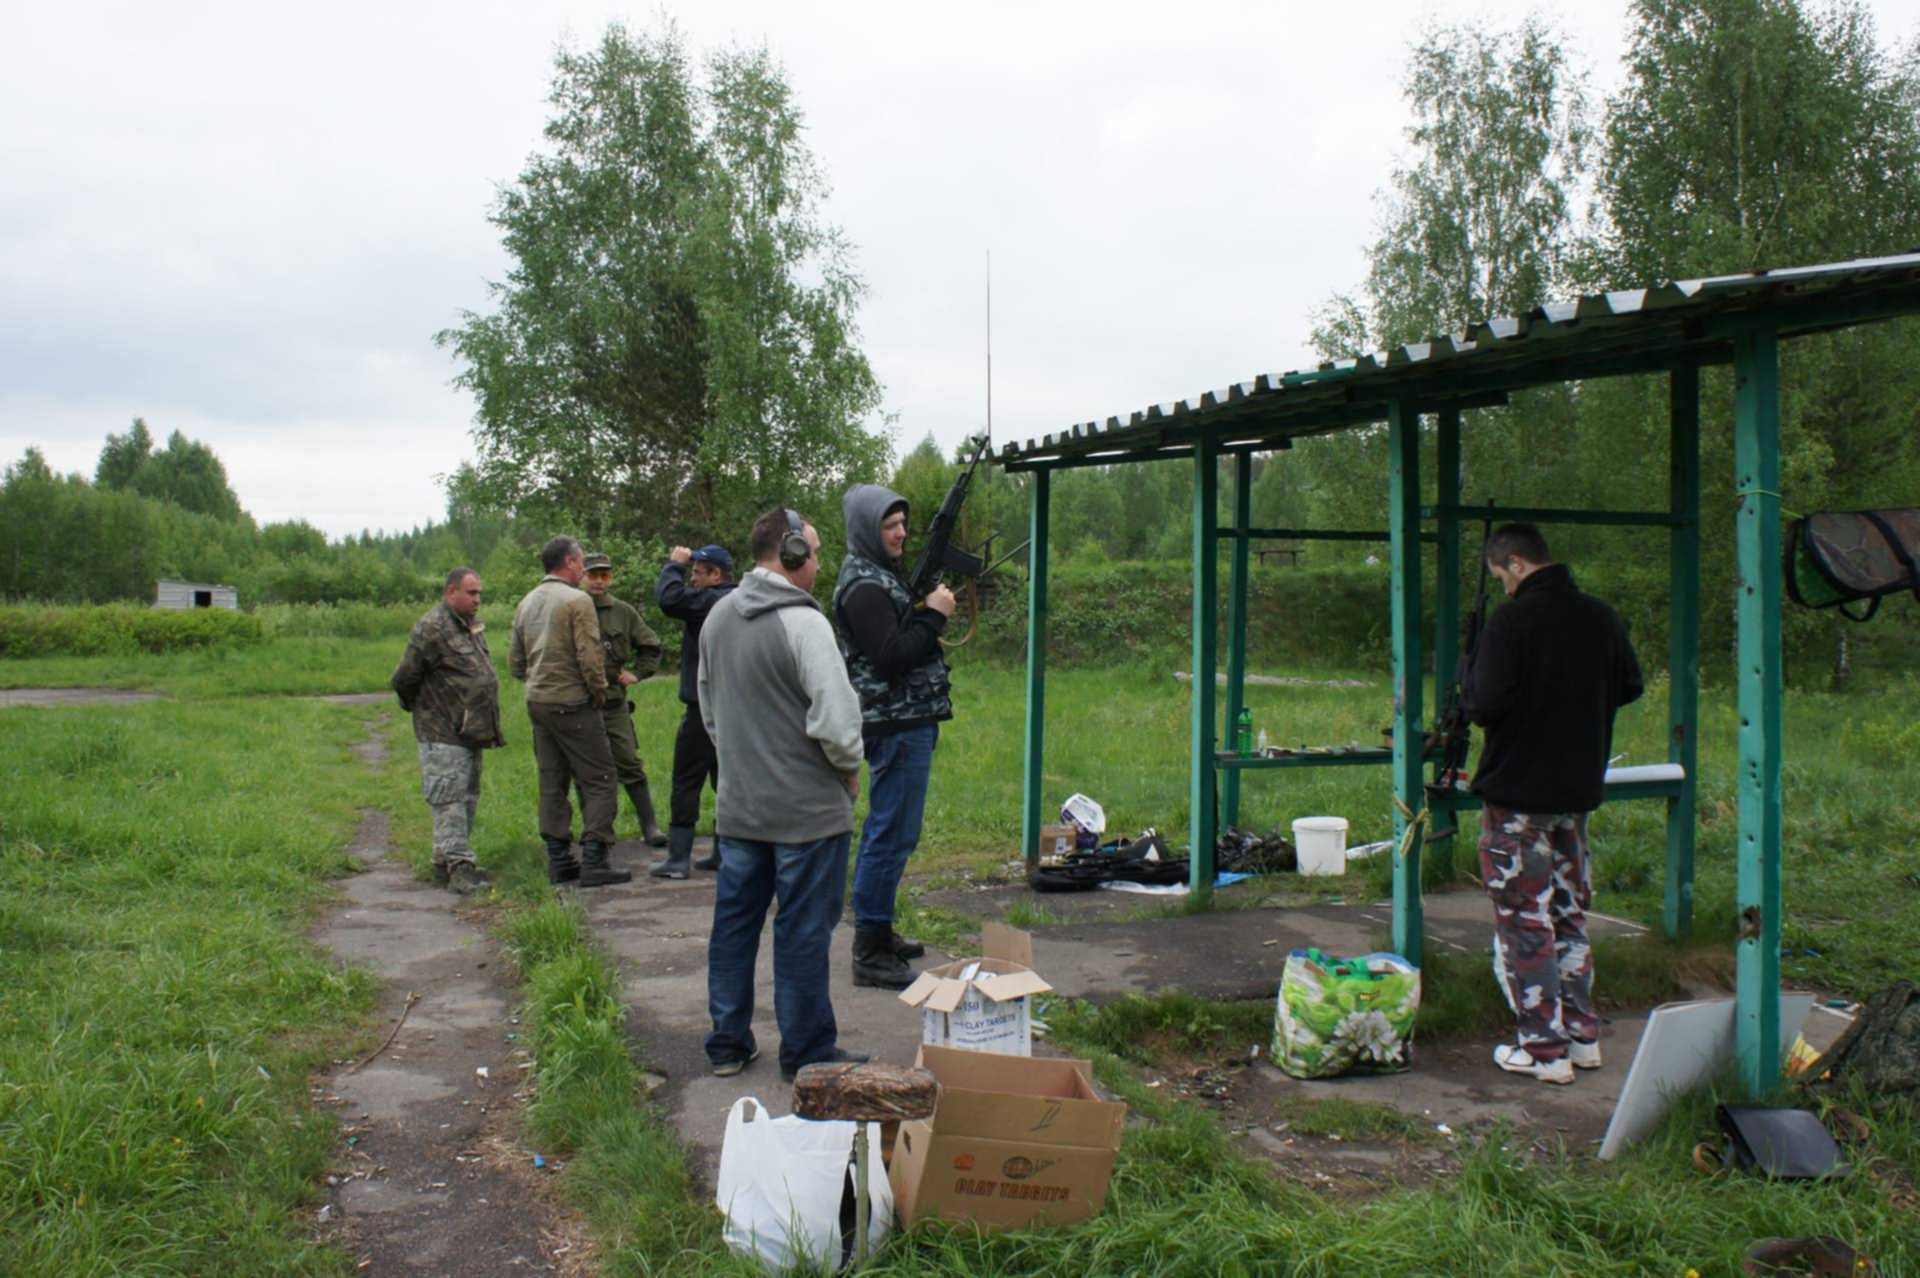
579, 840, 631, 888
852, 924, 915, 991
890, 929, 926, 960
545, 836, 579, 885
692, 837, 721, 872
627, 782, 667, 848
649, 827, 692, 879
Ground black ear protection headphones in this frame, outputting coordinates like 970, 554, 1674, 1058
780, 509, 811, 570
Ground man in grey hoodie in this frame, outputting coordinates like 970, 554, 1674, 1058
698, 508, 870, 1080
833, 484, 956, 989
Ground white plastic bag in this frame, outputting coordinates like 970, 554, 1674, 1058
1060, 793, 1106, 848
714, 1097, 893, 1272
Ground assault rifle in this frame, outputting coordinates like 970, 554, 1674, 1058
1432, 516, 1495, 791
906, 434, 991, 601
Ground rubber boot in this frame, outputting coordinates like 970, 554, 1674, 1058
692, 837, 721, 872
890, 929, 926, 959
578, 840, 631, 888
627, 782, 668, 848
852, 924, 915, 991
649, 827, 692, 880
545, 836, 579, 885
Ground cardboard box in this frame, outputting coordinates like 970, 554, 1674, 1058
1036, 823, 1077, 859
898, 924, 1051, 1056
889, 1044, 1127, 1231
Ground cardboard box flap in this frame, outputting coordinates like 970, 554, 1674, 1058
974, 969, 1053, 1001
981, 922, 1035, 969
924, 979, 969, 1014
897, 971, 945, 1008
898, 956, 1046, 1012
914, 1045, 1125, 1150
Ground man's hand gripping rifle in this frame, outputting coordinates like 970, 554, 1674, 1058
907, 434, 993, 644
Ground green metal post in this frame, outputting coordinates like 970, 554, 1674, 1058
1021, 469, 1051, 871
1733, 326, 1783, 1093
1388, 401, 1425, 961
1223, 451, 1253, 828
1429, 407, 1462, 877
1190, 435, 1220, 902
1666, 363, 1701, 940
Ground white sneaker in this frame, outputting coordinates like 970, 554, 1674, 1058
1494, 1044, 1574, 1084
1569, 1039, 1602, 1070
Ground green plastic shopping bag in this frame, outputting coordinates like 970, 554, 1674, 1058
1272, 948, 1420, 1079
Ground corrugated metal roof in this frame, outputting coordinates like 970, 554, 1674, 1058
997, 252, 1920, 469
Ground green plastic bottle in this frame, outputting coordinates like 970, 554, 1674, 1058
1236, 707, 1254, 755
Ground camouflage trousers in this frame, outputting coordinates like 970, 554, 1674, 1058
418, 742, 483, 869
1478, 804, 1597, 1062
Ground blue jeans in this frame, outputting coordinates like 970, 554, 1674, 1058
851, 724, 938, 929
705, 832, 850, 1075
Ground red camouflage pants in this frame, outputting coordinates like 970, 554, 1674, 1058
1478, 804, 1599, 1061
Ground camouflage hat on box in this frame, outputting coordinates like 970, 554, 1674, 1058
582, 552, 613, 572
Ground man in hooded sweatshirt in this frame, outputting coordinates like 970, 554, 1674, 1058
832, 484, 957, 990
699, 508, 869, 1080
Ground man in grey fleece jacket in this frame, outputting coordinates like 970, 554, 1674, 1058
697, 508, 870, 1080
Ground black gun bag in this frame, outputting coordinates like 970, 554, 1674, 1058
1784, 508, 1920, 621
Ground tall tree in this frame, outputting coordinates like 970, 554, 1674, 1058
437, 22, 886, 545
95, 418, 154, 490
1601, 0, 1920, 280
1313, 13, 1591, 356
128, 430, 244, 523
1299, 14, 1592, 535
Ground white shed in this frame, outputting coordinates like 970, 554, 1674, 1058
154, 579, 239, 611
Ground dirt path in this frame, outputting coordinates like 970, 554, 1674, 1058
310, 718, 583, 1275
0, 687, 163, 706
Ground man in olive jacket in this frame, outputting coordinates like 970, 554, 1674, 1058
391, 567, 505, 895
582, 551, 667, 847
509, 536, 627, 888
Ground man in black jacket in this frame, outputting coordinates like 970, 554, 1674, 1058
651, 544, 736, 878
1465, 523, 1643, 1085
833, 484, 956, 989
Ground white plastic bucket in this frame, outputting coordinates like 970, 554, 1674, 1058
1292, 816, 1349, 876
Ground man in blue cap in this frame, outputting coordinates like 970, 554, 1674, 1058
651, 542, 737, 878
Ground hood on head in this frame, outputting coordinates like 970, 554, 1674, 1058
843, 484, 909, 566
733, 566, 823, 619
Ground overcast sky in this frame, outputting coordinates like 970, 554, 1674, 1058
5, 1, 1917, 537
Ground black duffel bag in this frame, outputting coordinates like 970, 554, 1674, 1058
1785, 508, 1920, 622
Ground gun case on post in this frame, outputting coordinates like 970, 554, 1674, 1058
1785, 508, 1920, 621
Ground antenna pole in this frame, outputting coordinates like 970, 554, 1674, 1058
986, 249, 993, 450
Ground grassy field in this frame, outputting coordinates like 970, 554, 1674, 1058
0, 696, 379, 1274
5, 622, 1918, 1274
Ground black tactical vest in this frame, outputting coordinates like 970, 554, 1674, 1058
832, 554, 952, 727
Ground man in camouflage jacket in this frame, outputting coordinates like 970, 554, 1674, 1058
581, 551, 667, 847
391, 567, 505, 894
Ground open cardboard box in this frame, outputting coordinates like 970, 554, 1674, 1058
889, 1043, 1127, 1231
898, 924, 1051, 1055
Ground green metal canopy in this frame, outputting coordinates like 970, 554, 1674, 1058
998, 252, 1920, 1094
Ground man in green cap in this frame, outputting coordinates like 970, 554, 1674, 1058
582, 551, 668, 847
